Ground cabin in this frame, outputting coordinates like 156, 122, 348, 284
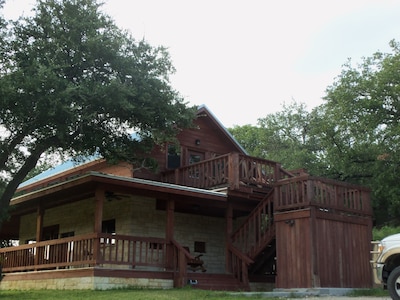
0, 105, 373, 291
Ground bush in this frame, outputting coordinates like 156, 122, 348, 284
373, 226, 400, 240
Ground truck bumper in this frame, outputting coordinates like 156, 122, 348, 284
371, 261, 384, 285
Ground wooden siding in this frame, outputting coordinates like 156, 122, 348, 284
275, 208, 372, 288
275, 209, 313, 288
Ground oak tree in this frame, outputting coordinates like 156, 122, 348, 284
0, 0, 196, 224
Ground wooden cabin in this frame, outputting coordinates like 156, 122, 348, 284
0, 105, 373, 291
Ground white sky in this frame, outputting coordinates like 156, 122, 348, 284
3, 0, 400, 127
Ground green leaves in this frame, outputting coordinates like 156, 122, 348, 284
229, 41, 400, 225
0, 0, 196, 223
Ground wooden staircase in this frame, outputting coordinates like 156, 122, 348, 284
231, 190, 276, 260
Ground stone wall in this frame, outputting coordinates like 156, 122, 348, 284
0, 271, 173, 290
18, 195, 228, 273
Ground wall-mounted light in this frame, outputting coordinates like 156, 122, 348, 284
195, 139, 200, 146
285, 219, 295, 227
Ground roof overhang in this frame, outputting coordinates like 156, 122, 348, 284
11, 171, 228, 214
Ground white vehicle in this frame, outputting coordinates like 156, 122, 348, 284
371, 233, 400, 300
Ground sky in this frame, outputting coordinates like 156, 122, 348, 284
3, 0, 400, 128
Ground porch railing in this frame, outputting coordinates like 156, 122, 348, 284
274, 175, 372, 216
161, 152, 284, 190
0, 233, 167, 273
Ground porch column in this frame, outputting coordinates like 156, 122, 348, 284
35, 205, 44, 242
34, 205, 44, 270
166, 199, 175, 270
94, 187, 105, 233
225, 203, 233, 273
166, 199, 175, 241
93, 187, 105, 265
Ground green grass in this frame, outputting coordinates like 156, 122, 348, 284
346, 288, 389, 297
0, 287, 268, 300
0, 287, 390, 299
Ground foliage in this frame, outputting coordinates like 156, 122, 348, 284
318, 40, 400, 224
229, 101, 325, 174
0, 0, 197, 225
373, 226, 400, 241
230, 40, 400, 225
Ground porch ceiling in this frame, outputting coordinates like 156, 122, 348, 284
10, 171, 228, 215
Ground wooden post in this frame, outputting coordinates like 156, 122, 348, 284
225, 203, 233, 273
166, 199, 175, 270
175, 249, 186, 287
94, 187, 105, 264
274, 162, 281, 182
35, 205, 44, 242
228, 153, 240, 189
34, 205, 44, 270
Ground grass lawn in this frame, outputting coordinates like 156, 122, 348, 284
0, 288, 268, 300
0, 287, 389, 299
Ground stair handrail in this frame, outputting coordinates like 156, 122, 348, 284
227, 242, 253, 286
170, 239, 194, 288
231, 189, 275, 259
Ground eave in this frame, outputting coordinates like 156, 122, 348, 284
11, 171, 228, 215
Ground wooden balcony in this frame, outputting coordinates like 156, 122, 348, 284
161, 152, 290, 192
274, 175, 372, 216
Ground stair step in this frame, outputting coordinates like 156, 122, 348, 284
185, 273, 249, 291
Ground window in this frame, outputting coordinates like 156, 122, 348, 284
149, 243, 164, 250
60, 231, 74, 238
101, 219, 116, 244
189, 151, 204, 165
167, 144, 181, 169
194, 241, 206, 253
102, 219, 116, 234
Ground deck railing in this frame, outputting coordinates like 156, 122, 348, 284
274, 175, 372, 216
0, 233, 167, 273
231, 190, 275, 259
161, 152, 284, 190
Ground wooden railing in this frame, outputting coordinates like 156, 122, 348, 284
170, 239, 191, 287
274, 175, 372, 216
0, 233, 167, 273
161, 152, 283, 190
231, 190, 275, 259
227, 243, 253, 286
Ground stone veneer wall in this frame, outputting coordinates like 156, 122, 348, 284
18, 195, 227, 273
0, 272, 173, 290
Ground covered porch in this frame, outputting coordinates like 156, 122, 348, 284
0, 167, 256, 290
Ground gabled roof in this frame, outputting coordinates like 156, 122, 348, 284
18, 105, 246, 190
197, 104, 247, 155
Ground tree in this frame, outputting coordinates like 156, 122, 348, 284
229, 102, 325, 174
0, 0, 196, 225
316, 40, 400, 225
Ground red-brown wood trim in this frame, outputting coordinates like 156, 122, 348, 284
274, 208, 311, 222
225, 203, 233, 273
165, 199, 175, 270
228, 153, 239, 189
94, 187, 104, 234
35, 205, 44, 242
166, 199, 175, 242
